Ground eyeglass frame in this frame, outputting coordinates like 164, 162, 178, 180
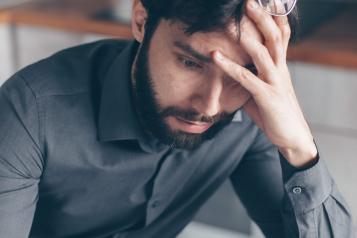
256, 0, 298, 16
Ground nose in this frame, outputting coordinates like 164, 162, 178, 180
191, 77, 223, 117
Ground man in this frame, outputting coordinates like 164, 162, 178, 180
0, 0, 355, 237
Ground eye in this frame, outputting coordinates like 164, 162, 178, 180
178, 57, 202, 70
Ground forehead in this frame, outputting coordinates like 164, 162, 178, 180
152, 19, 261, 65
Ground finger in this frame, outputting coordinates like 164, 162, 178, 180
245, 0, 285, 63
239, 34, 277, 84
270, 0, 292, 50
212, 51, 267, 97
274, 15, 291, 52
240, 15, 264, 44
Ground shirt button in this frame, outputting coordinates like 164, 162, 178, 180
292, 186, 302, 194
151, 200, 160, 208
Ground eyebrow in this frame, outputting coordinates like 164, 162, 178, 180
173, 40, 254, 69
173, 41, 213, 64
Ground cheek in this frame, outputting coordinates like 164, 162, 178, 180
149, 54, 207, 106
149, 59, 201, 106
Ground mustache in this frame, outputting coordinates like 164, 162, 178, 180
160, 106, 231, 124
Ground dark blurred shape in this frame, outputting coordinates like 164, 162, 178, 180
296, 0, 353, 39
92, 9, 122, 23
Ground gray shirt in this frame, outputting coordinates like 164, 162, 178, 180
0, 40, 355, 238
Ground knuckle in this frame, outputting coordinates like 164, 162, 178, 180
239, 68, 251, 81
283, 26, 291, 37
254, 46, 269, 61
227, 61, 238, 72
270, 31, 282, 44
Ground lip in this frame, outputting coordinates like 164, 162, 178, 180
169, 116, 213, 134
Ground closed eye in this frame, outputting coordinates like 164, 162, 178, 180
178, 56, 203, 70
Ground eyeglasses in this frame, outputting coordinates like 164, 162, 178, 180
256, 0, 298, 16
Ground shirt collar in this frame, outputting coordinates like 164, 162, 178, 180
98, 40, 143, 142
232, 110, 243, 122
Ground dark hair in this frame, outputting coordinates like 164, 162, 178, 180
140, 0, 299, 42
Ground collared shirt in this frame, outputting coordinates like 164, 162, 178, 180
0, 40, 355, 238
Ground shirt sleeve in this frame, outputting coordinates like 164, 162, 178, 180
0, 75, 43, 238
230, 129, 356, 238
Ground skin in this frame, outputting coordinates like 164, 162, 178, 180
145, 22, 253, 134
131, 0, 317, 168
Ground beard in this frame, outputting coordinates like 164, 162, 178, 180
131, 39, 235, 150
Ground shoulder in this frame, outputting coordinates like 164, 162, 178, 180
9, 39, 131, 98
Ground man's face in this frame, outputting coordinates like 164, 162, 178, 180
133, 18, 262, 149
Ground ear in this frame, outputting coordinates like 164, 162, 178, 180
131, 0, 148, 43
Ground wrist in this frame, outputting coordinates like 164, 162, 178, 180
279, 140, 318, 169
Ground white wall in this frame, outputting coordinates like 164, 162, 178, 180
16, 25, 84, 69
291, 62, 357, 225
0, 24, 115, 85
0, 24, 15, 84
0, 0, 30, 8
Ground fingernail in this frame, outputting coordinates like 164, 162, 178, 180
249, 1, 258, 9
215, 51, 223, 61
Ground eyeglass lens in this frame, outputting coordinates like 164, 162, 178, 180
258, 0, 297, 16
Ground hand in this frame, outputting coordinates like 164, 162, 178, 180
212, 0, 317, 167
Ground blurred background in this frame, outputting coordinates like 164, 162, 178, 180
0, 0, 356, 237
